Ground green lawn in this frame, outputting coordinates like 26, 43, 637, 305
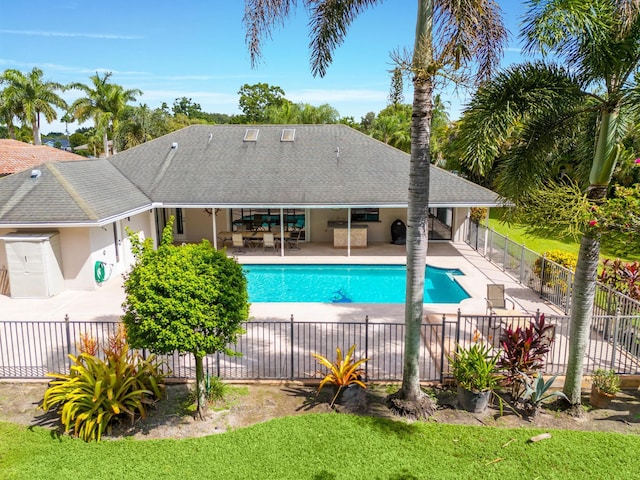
486, 208, 639, 263
1, 414, 638, 479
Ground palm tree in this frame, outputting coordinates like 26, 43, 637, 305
244, 0, 506, 409
69, 72, 141, 157
455, 0, 640, 404
0, 87, 20, 139
0, 67, 67, 145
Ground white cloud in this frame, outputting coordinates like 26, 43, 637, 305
0, 29, 143, 40
287, 88, 386, 103
0, 58, 149, 76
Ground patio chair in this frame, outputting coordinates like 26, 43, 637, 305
232, 233, 246, 255
263, 233, 276, 253
485, 284, 516, 315
286, 230, 302, 250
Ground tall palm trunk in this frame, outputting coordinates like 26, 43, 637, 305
564, 231, 600, 403
33, 112, 41, 145
103, 131, 109, 158
563, 108, 618, 404
401, 76, 433, 400
398, 0, 434, 401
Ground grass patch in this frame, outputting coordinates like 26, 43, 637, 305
1, 415, 639, 479
181, 382, 249, 413
487, 208, 639, 262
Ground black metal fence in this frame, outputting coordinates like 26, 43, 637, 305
466, 220, 640, 317
2, 312, 638, 381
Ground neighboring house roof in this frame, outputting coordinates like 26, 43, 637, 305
110, 124, 499, 208
0, 124, 501, 227
0, 160, 151, 226
0, 139, 86, 176
44, 139, 71, 149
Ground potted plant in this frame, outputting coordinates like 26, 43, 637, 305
590, 369, 620, 408
312, 344, 369, 407
449, 342, 500, 413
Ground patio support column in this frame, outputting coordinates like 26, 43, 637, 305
212, 208, 218, 250
149, 209, 158, 248
347, 208, 351, 257
279, 208, 285, 256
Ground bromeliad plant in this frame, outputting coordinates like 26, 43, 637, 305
498, 314, 555, 399
312, 344, 369, 407
41, 325, 166, 442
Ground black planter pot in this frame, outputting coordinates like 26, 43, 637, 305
457, 385, 491, 413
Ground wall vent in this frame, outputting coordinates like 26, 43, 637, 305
244, 128, 259, 142
281, 128, 295, 142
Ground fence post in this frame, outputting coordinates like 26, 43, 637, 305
535, 309, 540, 322
455, 309, 462, 346
64, 314, 71, 356
290, 314, 295, 380
439, 314, 447, 383
539, 254, 546, 298
216, 352, 221, 378
519, 244, 526, 284
364, 315, 369, 379
483, 226, 489, 257
565, 271, 573, 315
64, 314, 72, 373
502, 236, 508, 271
610, 310, 620, 370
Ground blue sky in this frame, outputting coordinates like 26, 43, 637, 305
1, 1, 531, 134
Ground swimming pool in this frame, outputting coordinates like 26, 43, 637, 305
244, 264, 470, 304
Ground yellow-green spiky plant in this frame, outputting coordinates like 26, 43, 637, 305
312, 344, 369, 407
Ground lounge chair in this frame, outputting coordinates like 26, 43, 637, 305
485, 284, 516, 315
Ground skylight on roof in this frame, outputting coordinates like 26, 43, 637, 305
281, 128, 295, 142
244, 128, 259, 142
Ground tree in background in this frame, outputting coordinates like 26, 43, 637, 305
388, 67, 405, 107
454, 0, 640, 404
115, 104, 172, 151
371, 104, 411, 152
263, 102, 339, 124
0, 85, 21, 139
69, 72, 141, 157
0, 67, 67, 145
121, 220, 249, 420
238, 83, 288, 123
244, 0, 505, 415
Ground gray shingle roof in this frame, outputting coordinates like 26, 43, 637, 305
0, 124, 499, 226
110, 124, 499, 207
0, 160, 151, 225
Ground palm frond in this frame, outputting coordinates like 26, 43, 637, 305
307, 0, 382, 78
434, 0, 507, 83
244, 0, 297, 68
457, 61, 585, 180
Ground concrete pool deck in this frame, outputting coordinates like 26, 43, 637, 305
0, 242, 563, 323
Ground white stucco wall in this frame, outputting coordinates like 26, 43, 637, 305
0, 228, 11, 271
451, 207, 469, 242
119, 211, 154, 272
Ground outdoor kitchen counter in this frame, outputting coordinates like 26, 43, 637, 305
327, 222, 368, 248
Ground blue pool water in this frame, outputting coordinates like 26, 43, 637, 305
244, 264, 469, 304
